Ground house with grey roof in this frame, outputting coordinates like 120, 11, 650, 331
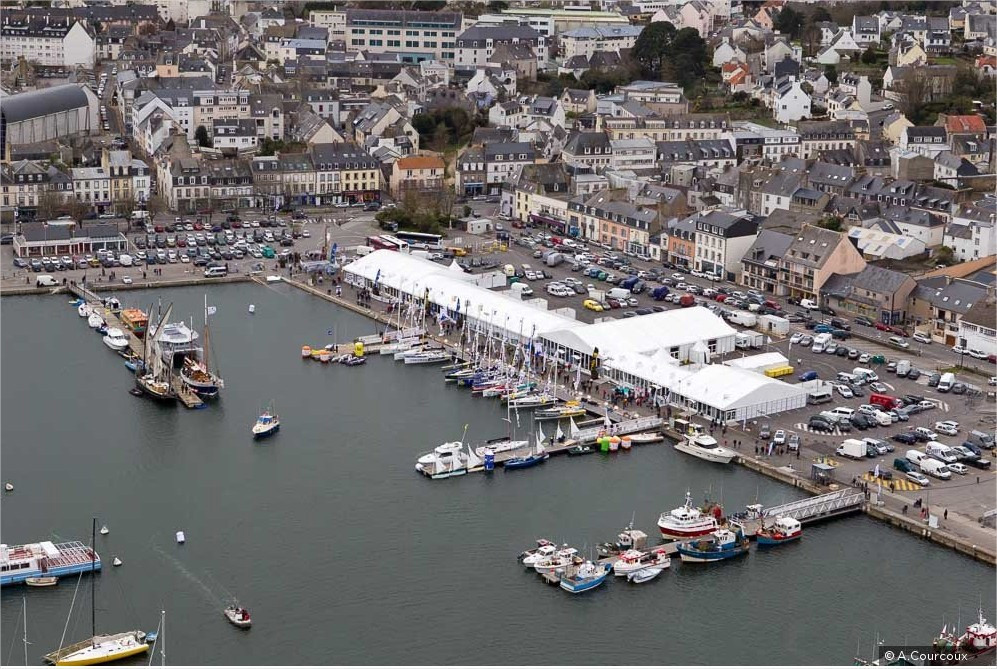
956, 300, 997, 356
821, 265, 916, 324
910, 275, 994, 344
740, 229, 794, 294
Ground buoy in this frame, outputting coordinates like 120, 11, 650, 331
248, 304, 256, 314
4, 482, 13, 492
176, 530, 186, 544
100, 525, 109, 535
112, 557, 123, 567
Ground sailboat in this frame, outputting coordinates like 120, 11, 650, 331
43, 520, 149, 666
181, 296, 224, 397
504, 430, 549, 470
135, 304, 177, 403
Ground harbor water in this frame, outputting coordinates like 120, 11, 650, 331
1, 283, 993, 665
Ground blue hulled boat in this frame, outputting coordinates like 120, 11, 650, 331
676, 527, 749, 563
503, 451, 549, 470
755, 517, 802, 546
559, 561, 610, 594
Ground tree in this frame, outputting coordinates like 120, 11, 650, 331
146, 194, 166, 221
36, 191, 63, 220
662, 28, 708, 89
801, 81, 814, 95
816, 216, 843, 232
115, 193, 137, 220
935, 246, 954, 265
861, 46, 878, 64
809, 5, 832, 24
66, 197, 90, 223
631, 21, 676, 78
894, 68, 931, 124
823, 64, 838, 85
195, 125, 211, 148
773, 6, 804, 40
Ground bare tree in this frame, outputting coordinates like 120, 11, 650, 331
67, 197, 90, 223
36, 191, 62, 220
146, 194, 167, 220
894, 69, 931, 124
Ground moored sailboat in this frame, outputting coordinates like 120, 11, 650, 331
180, 297, 224, 397
135, 304, 177, 403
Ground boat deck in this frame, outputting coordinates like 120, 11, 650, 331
41, 542, 98, 570
1, 541, 101, 586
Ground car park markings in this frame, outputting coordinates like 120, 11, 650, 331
862, 472, 920, 491
924, 399, 949, 411
882, 382, 895, 391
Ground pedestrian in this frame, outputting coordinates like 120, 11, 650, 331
977, 476, 981, 484
902, 504, 907, 515
944, 509, 948, 520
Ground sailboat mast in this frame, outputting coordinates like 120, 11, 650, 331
90, 518, 96, 647
203, 295, 211, 371
23, 595, 28, 665
161, 610, 165, 667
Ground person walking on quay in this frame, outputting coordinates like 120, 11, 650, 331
944, 509, 948, 521
902, 505, 907, 515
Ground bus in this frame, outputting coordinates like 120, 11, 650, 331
393, 231, 443, 250
365, 235, 410, 253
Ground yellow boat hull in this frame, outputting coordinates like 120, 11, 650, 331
55, 643, 149, 666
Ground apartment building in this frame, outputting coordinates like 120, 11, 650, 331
778, 225, 867, 302
455, 25, 547, 73
389, 155, 445, 197
344, 8, 461, 63
560, 25, 642, 60
0, 16, 95, 68
604, 114, 731, 142
685, 208, 760, 281
568, 189, 661, 256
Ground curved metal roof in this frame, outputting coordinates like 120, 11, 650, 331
1, 84, 90, 124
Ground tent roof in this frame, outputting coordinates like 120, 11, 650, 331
671, 365, 806, 410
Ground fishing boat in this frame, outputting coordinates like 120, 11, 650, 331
119, 308, 148, 338
627, 567, 664, 584
533, 546, 580, 575
657, 491, 721, 539
533, 400, 586, 421
673, 433, 735, 464
224, 605, 252, 629
180, 297, 224, 397
25, 577, 58, 587
101, 328, 130, 352
559, 561, 610, 594
756, 517, 802, 546
43, 520, 149, 666
252, 402, 280, 439
933, 608, 996, 664
521, 543, 558, 568
597, 522, 648, 558
611, 547, 671, 576
517, 538, 555, 564
676, 527, 750, 563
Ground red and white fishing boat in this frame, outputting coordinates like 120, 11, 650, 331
611, 547, 671, 576
933, 608, 996, 664
657, 491, 722, 539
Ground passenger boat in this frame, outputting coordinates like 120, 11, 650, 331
252, 403, 280, 439
612, 547, 671, 576
43, 520, 149, 666
1, 539, 100, 587
756, 517, 802, 546
933, 608, 996, 664
224, 605, 252, 629
517, 538, 555, 564
673, 433, 735, 464
533, 400, 586, 421
25, 577, 59, 587
559, 561, 610, 594
657, 491, 721, 539
119, 308, 148, 338
627, 567, 664, 584
101, 328, 130, 352
180, 297, 224, 397
676, 527, 750, 563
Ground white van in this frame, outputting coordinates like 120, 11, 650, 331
607, 287, 632, 301
871, 410, 893, 427
937, 372, 955, 393
355, 245, 375, 257
35, 274, 58, 287
925, 442, 958, 464
853, 367, 878, 382
204, 266, 228, 278
828, 406, 855, 420
119, 254, 133, 267
905, 449, 927, 465
800, 298, 819, 310
812, 332, 832, 353
920, 458, 952, 480
895, 359, 911, 376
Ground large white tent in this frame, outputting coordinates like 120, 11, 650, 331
667, 365, 807, 422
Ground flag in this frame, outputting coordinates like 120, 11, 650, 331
206, 306, 217, 316
374, 269, 381, 285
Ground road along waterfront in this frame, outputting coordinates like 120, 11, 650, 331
1, 283, 994, 665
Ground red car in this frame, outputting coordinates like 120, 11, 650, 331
889, 325, 909, 337
715, 294, 728, 302
193, 222, 204, 231
606, 298, 622, 309
875, 322, 891, 332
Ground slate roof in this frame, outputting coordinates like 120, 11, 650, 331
1, 85, 90, 123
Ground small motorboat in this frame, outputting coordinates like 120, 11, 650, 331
224, 605, 252, 629
252, 404, 280, 439
77, 303, 92, 318
627, 567, 664, 584
341, 354, 366, 366
567, 445, 594, 456
102, 328, 130, 352
676, 527, 750, 563
176, 531, 186, 544
100, 525, 109, 535
559, 561, 610, 594
301, 345, 312, 358
25, 576, 58, 587
112, 557, 123, 567
627, 432, 664, 444
517, 538, 555, 563
96, 323, 109, 336
87, 312, 105, 329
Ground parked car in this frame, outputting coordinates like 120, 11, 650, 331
893, 433, 918, 445
906, 471, 931, 486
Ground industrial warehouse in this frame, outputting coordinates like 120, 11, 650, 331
343, 249, 807, 421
